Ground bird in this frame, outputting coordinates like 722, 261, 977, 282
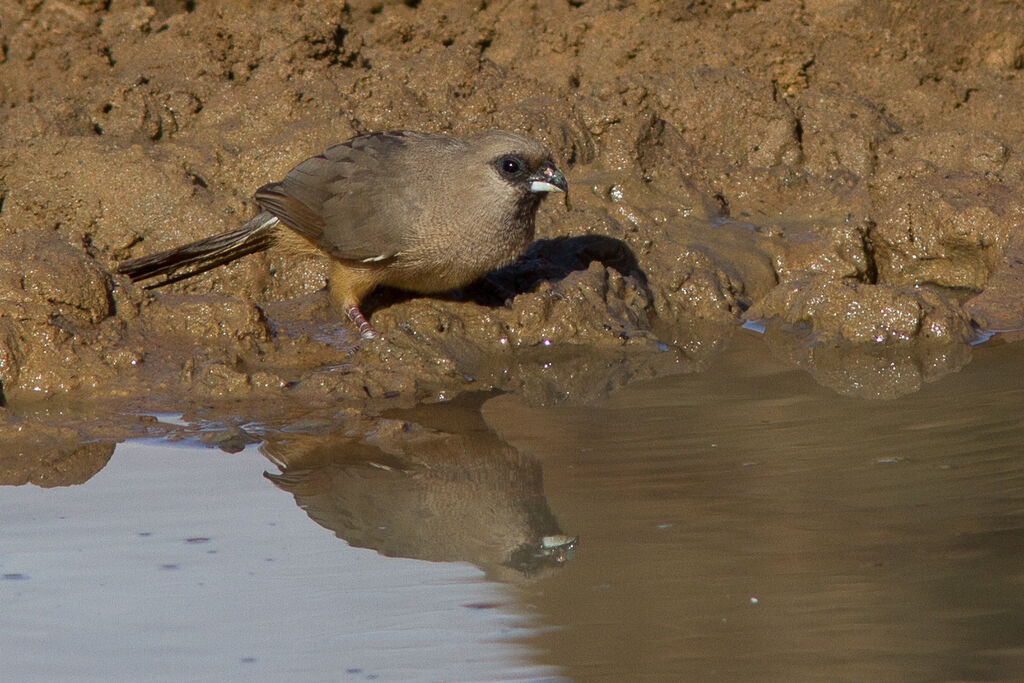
117, 130, 568, 339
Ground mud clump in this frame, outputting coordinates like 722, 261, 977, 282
750, 276, 975, 345
749, 276, 976, 399
2, 0, 1024, 411
868, 168, 1024, 290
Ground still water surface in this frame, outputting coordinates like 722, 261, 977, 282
3, 333, 1023, 681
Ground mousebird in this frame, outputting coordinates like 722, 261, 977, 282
117, 130, 567, 338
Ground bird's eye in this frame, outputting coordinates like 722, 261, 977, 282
496, 155, 525, 179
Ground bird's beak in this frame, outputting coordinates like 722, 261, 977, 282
528, 164, 568, 194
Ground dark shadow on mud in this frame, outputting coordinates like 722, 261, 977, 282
362, 234, 648, 314
260, 391, 576, 582
472, 235, 650, 305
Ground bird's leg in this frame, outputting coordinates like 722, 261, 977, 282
346, 304, 377, 339
329, 262, 380, 341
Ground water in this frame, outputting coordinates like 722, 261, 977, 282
3, 333, 1023, 681
1, 440, 554, 682
489, 335, 1024, 682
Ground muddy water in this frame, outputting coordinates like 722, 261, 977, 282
3, 333, 1024, 682
492, 334, 1024, 682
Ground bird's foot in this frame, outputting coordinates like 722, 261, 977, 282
346, 305, 377, 340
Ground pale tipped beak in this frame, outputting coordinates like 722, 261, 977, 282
528, 164, 568, 194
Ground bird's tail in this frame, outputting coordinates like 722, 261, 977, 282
117, 212, 280, 287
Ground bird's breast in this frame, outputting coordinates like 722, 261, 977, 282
381, 209, 534, 293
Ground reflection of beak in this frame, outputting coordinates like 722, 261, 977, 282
542, 534, 577, 550
528, 164, 568, 194
507, 534, 578, 573
539, 534, 577, 563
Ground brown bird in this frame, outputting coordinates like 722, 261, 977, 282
118, 130, 567, 338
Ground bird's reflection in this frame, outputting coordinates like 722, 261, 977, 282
260, 392, 576, 581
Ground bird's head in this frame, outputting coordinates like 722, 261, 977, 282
468, 131, 568, 203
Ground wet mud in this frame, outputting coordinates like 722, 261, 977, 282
2, 0, 1024, 425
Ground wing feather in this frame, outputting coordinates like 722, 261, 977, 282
254, 132, 447, 263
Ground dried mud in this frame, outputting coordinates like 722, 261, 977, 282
2, 0, 1024, 438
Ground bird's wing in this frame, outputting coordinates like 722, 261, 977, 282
251, 184, 326, 242
255, 132, 444, 263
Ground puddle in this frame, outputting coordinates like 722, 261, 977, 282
3, 334, 1024, 681
1, 440, 556, 683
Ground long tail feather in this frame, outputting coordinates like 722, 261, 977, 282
117, 213, 279, 288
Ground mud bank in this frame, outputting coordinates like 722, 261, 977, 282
2, 0, 1023, 414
